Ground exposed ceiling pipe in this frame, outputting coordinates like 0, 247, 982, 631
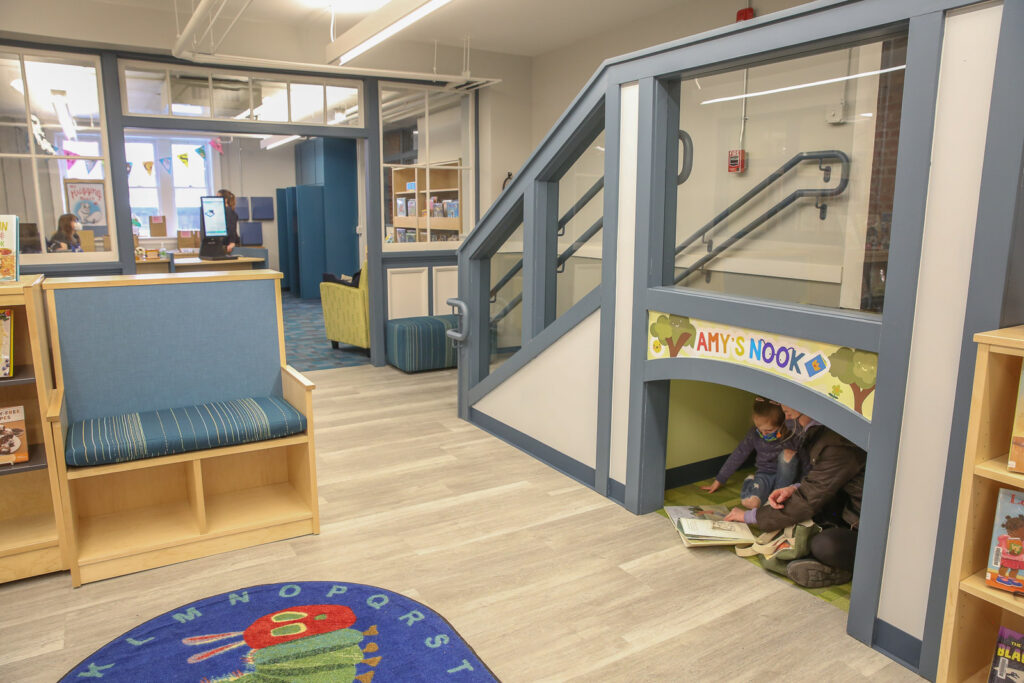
170, 3, 498, 90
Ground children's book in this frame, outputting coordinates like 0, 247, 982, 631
1009, 369, 1024, 473
0, 405, 28, 465
396, 198, 407, 217
988, 626, 1024, 682
0, 215, 19, 281
986, 488, 1024, 593
0, 308, 11, 378
665, 505, 756, 547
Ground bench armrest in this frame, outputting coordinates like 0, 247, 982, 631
282, 365, 315, 417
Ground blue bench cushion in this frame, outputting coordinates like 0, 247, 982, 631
386, 314, 459, 373
65, 396, 306, 467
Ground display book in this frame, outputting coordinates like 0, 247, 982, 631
0, 405, 28, 466
988, 626, 1024, 683
665, 505, 756, 547
0, 215, 18, 282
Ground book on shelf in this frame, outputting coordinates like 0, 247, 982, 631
396, 198, 407, 217
0, 405, 28, 465
407, 198, 417, 217
986, 488, 1024, 593
665, 504, 756, 547
988, 626, 1024, 682
1009, 368, 1024, 472
0, 215, 19, 281
0, 308, 11, 378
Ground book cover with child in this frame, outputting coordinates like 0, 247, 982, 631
0, 215, 19, 281
1008, 369, 1024, 473
986, 488, 1024, 593
0, 405, 28, 465
989, 626, 1024, 682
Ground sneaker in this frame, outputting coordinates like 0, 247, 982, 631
786, 558, 853, 588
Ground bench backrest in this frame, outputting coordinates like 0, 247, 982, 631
46, 273, 284, 422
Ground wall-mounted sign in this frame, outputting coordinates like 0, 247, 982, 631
64, 180, 107, 233
647, 311, 877, 420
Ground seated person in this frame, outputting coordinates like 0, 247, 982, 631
48, 213, 83, 252
724, 424, 866, 588
702, 396, 801, 509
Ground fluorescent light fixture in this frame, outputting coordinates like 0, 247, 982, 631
50, 89, 77, 140
700, 65, 906, 105
10, 78, 23, 94
261, 134, 301, 151
860, 112, 874, 117
337, 0, 453, 65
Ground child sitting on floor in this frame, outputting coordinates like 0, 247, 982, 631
701, 396, 800, 509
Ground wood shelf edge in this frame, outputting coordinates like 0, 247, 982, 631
960, 570, 1024, 619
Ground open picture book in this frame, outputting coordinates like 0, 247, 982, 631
665, 504, 756, 547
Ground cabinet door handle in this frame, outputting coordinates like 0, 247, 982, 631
446, 298, 469, 343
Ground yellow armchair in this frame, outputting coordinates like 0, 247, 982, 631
320, 262, 369, 349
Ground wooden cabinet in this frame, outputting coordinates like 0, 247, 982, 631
0, 275, 66, 583
938, 326, 1024, 681
390, 164, 463, 243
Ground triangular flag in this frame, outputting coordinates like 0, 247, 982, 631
177, 152, 189, 167
64, 150, 80, 171
126, 161, 133, 175
143, 161, 154, 175
85, 159, 98, 174
159, 157, 172, 175
209, 139, 223, 154
131, 216, 141, 227
194, 146, 206, 160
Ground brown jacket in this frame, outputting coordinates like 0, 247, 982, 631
755, 426, 866, 532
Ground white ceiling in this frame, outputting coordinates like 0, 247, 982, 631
91, 0, 689, 59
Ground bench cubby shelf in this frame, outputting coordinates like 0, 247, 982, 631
0, 275, 67, 584
44, 271, 319, 586
938, 326, 1024, 682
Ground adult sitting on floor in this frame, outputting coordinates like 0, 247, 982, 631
723, 423, 866, 588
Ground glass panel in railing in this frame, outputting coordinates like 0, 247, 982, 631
673, 34, 906, 313
555, 129, 604, 319
489, 223, 524, 374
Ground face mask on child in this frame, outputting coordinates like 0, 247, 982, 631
760, 427, 783, 442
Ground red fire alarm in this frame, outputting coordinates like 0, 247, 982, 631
736, 7, 755, 21
728, 149, 747, 173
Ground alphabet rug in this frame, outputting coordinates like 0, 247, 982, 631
61, 581, 499, 682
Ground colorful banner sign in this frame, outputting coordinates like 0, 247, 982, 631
143, 160, 154, 175
210, 139, 223, 154
194, 146, 207, 160
159, 157, 172, 175
177, 152, 190, 167
647, 311, 877, 420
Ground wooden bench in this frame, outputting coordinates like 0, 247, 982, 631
44, 271, 318, 586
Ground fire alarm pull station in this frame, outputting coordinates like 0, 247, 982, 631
728, 149, 747, 173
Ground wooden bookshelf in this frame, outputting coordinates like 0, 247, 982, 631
389, 163, 463, 243
938, 326, 1024, 682
0, 276, 66, 584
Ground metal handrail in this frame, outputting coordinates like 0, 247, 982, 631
673, 150, 851, 284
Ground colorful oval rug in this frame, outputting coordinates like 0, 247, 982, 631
61, 582, 499, 682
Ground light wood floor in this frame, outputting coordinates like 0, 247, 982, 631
0, 365, 919, 682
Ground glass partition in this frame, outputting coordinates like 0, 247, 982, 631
673, 35, 906, 313
169, 71, 210, 117
488, 222, 524, 375
211, 73, 250, 119
555, 129, 605, 318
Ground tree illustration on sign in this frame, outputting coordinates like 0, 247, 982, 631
828, 347, 877, 415
649, 315, 697, 357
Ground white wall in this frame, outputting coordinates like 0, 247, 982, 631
876, 2, 1002, 640
475, 311, 601, 468
215, 137, 297, 270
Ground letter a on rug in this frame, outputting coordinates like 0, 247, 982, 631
61, 581, 499, 682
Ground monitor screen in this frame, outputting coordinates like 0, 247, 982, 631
200, 196, 227, 238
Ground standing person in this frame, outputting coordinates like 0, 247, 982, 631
48, 213, 82, 252
217, 189, 240, 253
724, 424, 866, 588
701, 396, 801, 509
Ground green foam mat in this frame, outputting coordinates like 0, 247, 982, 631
660, 469, 851, 612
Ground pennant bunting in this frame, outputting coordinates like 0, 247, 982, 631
158, 157, 172, 175
177, 152, 190, 167
84, 159, 98, 174
64, 150, 80, 171
209, 139, 223, 154
131, 216, 142, 227
126, 161, 133, 175
143, 160, 154, 175
194, 146, 206, 160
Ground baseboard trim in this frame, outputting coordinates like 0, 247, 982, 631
665, 454, 731, 489
872, 619, 922, 672
469, 409, 597, 490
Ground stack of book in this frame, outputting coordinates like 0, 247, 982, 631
665, 504, 756, 547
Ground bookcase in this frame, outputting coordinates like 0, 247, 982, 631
390, 163, 463, 243
0, 275, 66, 583
938, 326, 1024, 682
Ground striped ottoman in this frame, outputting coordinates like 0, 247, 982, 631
385, 314, 459, 373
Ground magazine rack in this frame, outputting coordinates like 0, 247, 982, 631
938, 326, 1024, 681
0, 275, 67, 583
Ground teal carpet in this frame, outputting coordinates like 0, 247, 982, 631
282, 292, 372, 372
